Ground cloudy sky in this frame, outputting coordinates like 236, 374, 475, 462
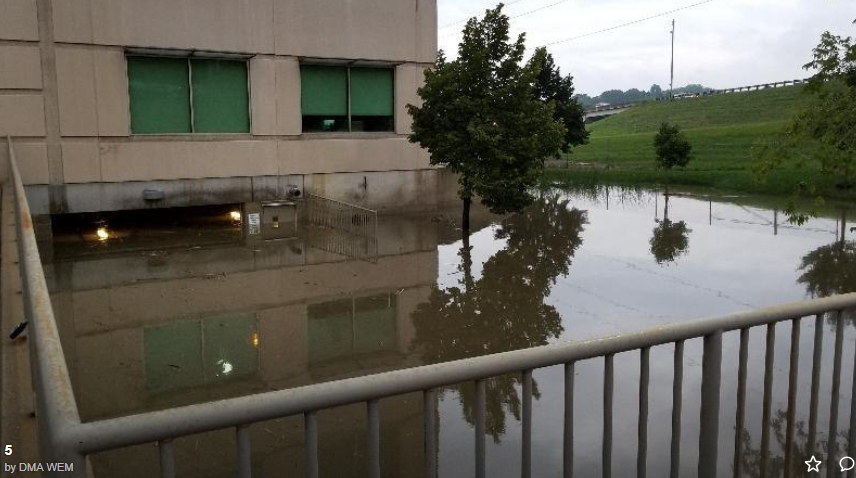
436, 0, 855, 96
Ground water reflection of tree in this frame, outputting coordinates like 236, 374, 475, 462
798, 241, 856, 298
797, 209, 856, 324
737, 409, 849, 478
650, 194, 691, 265
410, 194, 588, 441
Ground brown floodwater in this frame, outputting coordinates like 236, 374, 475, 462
43, 186, 856, 478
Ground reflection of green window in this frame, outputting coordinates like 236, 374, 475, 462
127, 56, 249, 134
144, 313, 258, 392
307, 294, 397, 363
354, 295, 396, 354
300, 64, 394, 133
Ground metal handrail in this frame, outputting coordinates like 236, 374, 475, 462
64, 292, 856, 450
7, 135, 856, 477
6, 135, 85, 470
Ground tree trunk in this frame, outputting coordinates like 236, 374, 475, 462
462, 196, 471, 237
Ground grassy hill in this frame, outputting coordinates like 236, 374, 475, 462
548, 85, 844, 197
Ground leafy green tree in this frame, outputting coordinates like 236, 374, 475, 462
754, 20, 856, 222
407, 5, 565, 235
530, 47, 589, 155
650, 84, 663, 98
654, 122, 692, 170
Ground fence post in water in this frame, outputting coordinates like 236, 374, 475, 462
698, 331, 722, 478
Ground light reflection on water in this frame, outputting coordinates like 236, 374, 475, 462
44, 186, 856, 478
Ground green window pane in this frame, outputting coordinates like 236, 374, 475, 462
127, 57, 191, 134
144, 321, 203, 391
190, 59, 250, 133
350, 68, 393, 116
301, 65, 348, 116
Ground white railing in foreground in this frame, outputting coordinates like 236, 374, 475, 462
7, 135, 856, 478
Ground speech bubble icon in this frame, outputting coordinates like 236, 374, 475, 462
840, 456, 855, 472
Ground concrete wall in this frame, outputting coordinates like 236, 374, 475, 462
1, 0, 439, 214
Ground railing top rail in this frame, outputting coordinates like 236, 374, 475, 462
5, 136, 82, 432
67, 291, 856, 455
307, 193, 378, 215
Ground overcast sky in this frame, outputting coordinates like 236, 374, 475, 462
436, 0, 855, 96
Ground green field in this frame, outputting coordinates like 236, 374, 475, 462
548, 86, 848, 198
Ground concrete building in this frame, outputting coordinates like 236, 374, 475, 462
0, 0, 446, 216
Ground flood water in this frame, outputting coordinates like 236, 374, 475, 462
43, 186, 856, 478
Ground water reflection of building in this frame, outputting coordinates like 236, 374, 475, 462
44, 214, 449, 477
41, 200, 523, 477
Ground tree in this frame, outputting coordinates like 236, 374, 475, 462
654, 122, 692, 170
650, 84, 663, 99
407, 5, 565, 236
530, 47, 589, 155
754, 20, 856, 222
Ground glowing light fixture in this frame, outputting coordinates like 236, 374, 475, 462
96, 227, 109, 241
229, 211, 242, 221
252, 332, 260, 348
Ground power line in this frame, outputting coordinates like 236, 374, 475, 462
543, 0, 718, 46
509, 0, 575, 20
441, 0, 577, 39
439, 0, 532, 30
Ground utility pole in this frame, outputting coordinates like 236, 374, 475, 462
669, 19, 675, 100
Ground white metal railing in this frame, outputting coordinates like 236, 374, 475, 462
6, 136, 856, 478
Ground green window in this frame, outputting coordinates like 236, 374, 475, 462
127, 56, 249, 134
300, 64, 394, 133
350, 68, 394, 132
128, 57, 192, 134
191, 59, 250, 133
301, 65, 348, 132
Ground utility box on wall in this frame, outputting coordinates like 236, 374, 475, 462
261, 201, 298, 240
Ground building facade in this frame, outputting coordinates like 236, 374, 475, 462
0, 0, 445, 215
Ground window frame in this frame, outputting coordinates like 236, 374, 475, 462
125, 53, 253, 136
300, 62, 396, 134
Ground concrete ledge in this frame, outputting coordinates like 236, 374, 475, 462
24, 169, 457, 215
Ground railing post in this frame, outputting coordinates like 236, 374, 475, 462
159, 439, 175, 478
604, 354, 614, 478
424, 389, 437, 478
475, 379, 486, 478
698, 331, 722, 478
564, 362, 574, 478
760, 323, 776, 478
638, 347, 650, 478
671, 341, 684, 478
522, 370, 533, 478
733, 328, 749, 478
305, 412, 319, 478
808, 314, 824, 455
827, 312, 845, 478
367, 400, 380, 478
784, 318, 800, 478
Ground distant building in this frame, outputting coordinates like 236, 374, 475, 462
0, 0, 447, 215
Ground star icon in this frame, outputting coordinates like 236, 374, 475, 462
806, 455, 822, 472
